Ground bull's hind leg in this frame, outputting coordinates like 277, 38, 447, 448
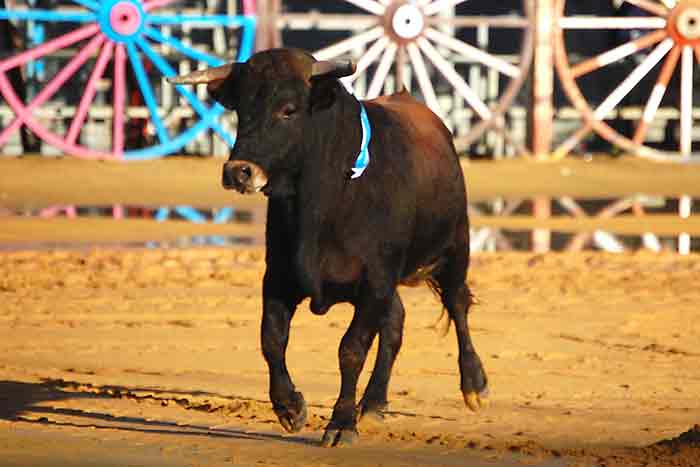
358, 292, 405, 422
321, 293, 387, 447
434, 246, 489, 412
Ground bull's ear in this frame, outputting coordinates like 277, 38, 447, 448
167, 63, 243, 110
308, 60, 355, 113
309, 76, 341, 113
206, 74, 241, 111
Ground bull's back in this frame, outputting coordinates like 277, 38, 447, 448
368, 92, 455, 162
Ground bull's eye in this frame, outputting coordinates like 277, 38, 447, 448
279, 103, 298, 119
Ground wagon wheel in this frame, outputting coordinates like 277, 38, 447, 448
554, 0, 700, 162
302, 0, 534, 149
0, 0, 255, 160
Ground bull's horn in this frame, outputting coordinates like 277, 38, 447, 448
167, 64, 234, 85
311, 60, 356, 79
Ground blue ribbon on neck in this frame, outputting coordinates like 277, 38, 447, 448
350, 102, 371, 179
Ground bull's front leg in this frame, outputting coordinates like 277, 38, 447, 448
321, 293, 385, 447
261, 273, 306, 433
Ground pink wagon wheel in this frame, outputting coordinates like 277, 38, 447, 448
553, 0, 700, 162
290, 0, 534, 150
0, 0, 255, 160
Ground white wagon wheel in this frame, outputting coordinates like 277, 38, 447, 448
291, 0, 534, 149
554, 0, 700, 162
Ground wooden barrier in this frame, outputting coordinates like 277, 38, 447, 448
0, 217, 264, 246
1, 214, 698, 247
472, 214, 700, 237
1, 156, 700, 209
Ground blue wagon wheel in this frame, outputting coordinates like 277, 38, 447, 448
0, 0, 255, 160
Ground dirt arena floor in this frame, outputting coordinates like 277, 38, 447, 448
1, 247, 699, 466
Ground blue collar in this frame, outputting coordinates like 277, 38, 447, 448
350, 102, 371, 179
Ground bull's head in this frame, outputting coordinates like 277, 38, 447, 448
168, 49, 356, 196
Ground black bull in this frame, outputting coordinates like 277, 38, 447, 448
170, 48, 488, 447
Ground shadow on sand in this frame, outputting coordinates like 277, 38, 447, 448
0, 379, 315, 446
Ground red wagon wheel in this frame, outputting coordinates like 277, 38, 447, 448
554, 0, 700, 162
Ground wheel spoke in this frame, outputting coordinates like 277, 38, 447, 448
69, 0, 100, 10
632, 45, 680, 145
213, 207, 234, 223
623, 0, 668, 18
125, 41, 170, 144
366, 43, 397, 99
416, 36, 492, 120
571, 29, 667, 79
552, 123, 594, 160
344, 0, 386, 16
113, 45, 127, 157
0, 23, 100, 72
559, 16, 667, 30
680, 46, 693, 159
423, 0, 469, 16
143, 0, 178, 12
314, 25, 384, 60
594, 38, 674, 120
135, 37, 234, 146
146, 14, 252, 27
423, 27, 521, 78
67, 42, 115, 145
0, 9, 96, 23
346, 36, 389, 84
425, 15, 530, 28
144, 27, 225, 67
175, 206, 208, 223
406, 43, 442, 116
143, 14, 256, 61
0, 34, 105, 146
395, 46, 407, 92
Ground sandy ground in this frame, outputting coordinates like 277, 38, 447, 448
1, 248, 699, 466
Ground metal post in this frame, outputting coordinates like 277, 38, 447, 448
531, 0, 555, 253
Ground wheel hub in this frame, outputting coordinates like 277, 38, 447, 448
677, 8, 700, 39
383, 1, 426, 43
668, 1, 700, 44
99, 0, 145, 43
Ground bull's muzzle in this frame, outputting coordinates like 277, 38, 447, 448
222, 161, 269, 194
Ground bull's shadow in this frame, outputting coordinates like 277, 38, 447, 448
0, 379, 314, 446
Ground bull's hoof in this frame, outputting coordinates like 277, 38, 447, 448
273, 391, 307, 433
321, 425, 359, 448
463, 386, 489, 412
358, 399, 388, 426
359, 409, 385, 426
460, 353, 488, 412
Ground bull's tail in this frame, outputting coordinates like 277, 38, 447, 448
426, 277, 478, 336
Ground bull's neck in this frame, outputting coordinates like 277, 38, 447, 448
308, 88, 365, 179
292, 87, 365, 306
